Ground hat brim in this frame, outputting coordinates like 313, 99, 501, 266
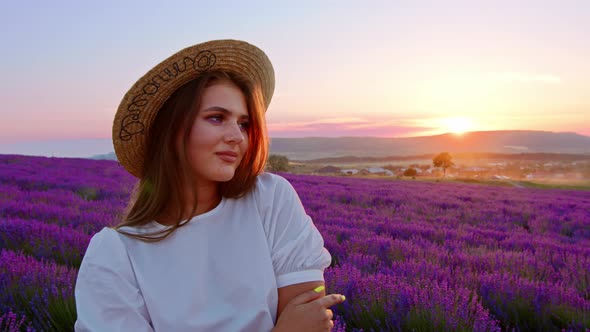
112, 39, 275, 178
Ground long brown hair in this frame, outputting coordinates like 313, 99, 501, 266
112, 71, 269, 242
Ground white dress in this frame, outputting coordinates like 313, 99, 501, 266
74, 173, 332, 332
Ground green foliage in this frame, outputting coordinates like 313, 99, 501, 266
480, 291, 589, 331
7, 285, 76, 332
517, 181, 590, 191
560, 224, 574, 237
47, 294, 78, 332
403, 168, 418, 177
9, 285, 44, 331
404, 308, 445, 332
267, 154, 289, 172
75, 186, 99, 201
346, 298, 391, 331
330, 254, 340, 268
549, 304, 590, 330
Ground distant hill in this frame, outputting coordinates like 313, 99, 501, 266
0, 138, 113, 159
270, 130, 590, 160
90, 151, 117, 160
3, 130, 589, 161
300, 152, 590, 164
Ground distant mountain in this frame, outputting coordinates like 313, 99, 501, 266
301, 152, 590, 164
0, 138, 113, 159
90, 151, 117, 160
3, 130, 589, 161
269, 130, 590, 160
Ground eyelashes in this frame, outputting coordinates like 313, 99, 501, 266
206, 115, 223, 123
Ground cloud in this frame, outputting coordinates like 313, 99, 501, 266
267, 117, 436, 137
486, 72, 562, 84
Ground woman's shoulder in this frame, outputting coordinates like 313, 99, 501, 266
87, 227, 116, 248
250, 172, 302, 214
82, 227, 129, 266
254, 172, 293, 193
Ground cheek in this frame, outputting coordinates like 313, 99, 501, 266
188, 124, 214, 147
185, 133, 209, 162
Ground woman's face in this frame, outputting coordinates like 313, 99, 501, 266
184, 79, 250, 186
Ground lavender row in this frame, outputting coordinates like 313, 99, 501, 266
1, 155, 134, 235
0, 249, 76, 332
325, 263, 502, 331
296, 175, 589, 241
0, 217, 90, 268
0, 154, 135, 202
282, 173, 590, 331
1, 198, 123, 234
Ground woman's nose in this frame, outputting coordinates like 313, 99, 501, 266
224, 122, 244, 144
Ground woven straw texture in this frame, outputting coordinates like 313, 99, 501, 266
112, 39, 274, 178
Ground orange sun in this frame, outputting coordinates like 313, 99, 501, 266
443, 117, 473, 135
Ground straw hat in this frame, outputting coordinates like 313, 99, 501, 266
112, 39, 275, 178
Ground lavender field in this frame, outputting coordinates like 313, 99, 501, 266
0, 154, 589, 332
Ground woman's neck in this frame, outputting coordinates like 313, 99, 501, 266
156, 183, 221, 226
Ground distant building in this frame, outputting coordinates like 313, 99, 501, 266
341, 169, 359, 175
360, 167, 393, 176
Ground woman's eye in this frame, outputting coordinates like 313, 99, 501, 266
239, 121, 250, 131
207, 115, 223, 123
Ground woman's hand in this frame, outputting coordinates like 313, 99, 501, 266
273, 286, 346, 332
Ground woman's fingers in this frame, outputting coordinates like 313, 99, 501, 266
313, 294, 346, 309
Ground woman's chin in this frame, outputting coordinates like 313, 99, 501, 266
214, 170, 237, 182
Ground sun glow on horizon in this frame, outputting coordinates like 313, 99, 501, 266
442, 117, 474, 135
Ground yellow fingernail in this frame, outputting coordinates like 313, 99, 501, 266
313, 286, 325, 293
341, 295, 346, 301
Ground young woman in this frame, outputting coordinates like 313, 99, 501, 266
74, 39, 345, 332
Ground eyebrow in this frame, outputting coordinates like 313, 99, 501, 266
202, 107, 249, 119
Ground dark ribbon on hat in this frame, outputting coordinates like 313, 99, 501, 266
119, 50, 217, 141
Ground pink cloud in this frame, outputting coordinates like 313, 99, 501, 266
268, 118, 435, 137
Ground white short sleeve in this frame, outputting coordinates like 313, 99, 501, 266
254, 173, 332, 288
74, 227, 154, 332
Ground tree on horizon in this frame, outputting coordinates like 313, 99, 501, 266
267, 154, 289, 172
433, 152, 454, 178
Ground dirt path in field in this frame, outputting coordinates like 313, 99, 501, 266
507, 181, 525, 188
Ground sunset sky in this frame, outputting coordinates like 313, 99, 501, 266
1, 0, 589, 153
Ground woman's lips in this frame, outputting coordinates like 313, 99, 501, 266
216, 152, 238, 163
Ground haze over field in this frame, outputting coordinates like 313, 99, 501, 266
1, 130, 588, 161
